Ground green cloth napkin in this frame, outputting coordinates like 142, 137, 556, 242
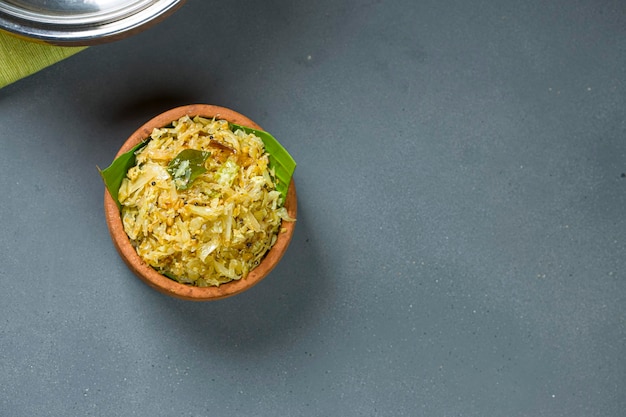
0, 30, 86, 89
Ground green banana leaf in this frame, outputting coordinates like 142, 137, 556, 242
99, 140, 149, 210
230, 123, 296, 200
99, 124, 295, 211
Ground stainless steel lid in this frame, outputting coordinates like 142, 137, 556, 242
0, 0, 185, 45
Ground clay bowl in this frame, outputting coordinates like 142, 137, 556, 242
104, 104, 297, 301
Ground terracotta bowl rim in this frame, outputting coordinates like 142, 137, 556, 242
103, 104, 297, 301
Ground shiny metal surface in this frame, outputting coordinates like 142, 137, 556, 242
0, 0, 184, 45
0, 0, 154, 24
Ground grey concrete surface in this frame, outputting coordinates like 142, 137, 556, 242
1, 0, 625, 415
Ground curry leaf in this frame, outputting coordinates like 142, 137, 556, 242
167, 149, 211, 190
230, 123, 296, 201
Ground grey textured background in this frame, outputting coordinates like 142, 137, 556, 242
1, 0, 625, 415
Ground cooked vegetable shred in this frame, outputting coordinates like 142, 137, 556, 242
118, 116, 294, 287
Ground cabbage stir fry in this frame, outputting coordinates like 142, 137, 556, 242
117, 116, 295, 287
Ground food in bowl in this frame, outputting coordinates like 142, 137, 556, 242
118, 115, 294, 286
101, 104, 296, 300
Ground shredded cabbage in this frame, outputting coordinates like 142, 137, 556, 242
118, 116, 294, 287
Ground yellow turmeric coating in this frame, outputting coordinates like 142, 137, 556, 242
118, 116, 293, 287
